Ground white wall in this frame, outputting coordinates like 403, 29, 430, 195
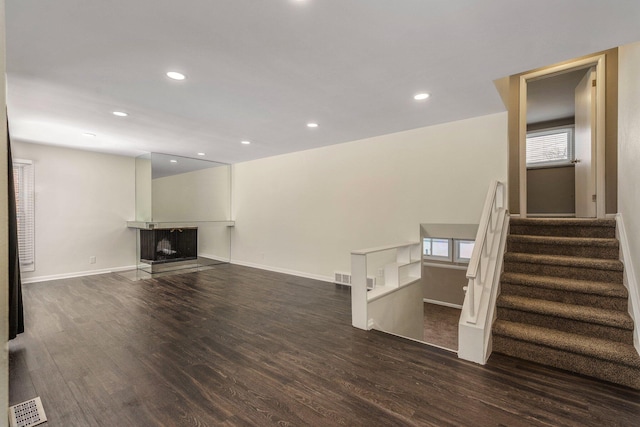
231, 112, 508, 280
11, 142, 137, 281
618, 41, 640, 319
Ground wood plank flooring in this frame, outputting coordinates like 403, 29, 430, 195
9, 264, 640, 426
423, 303, 460, 351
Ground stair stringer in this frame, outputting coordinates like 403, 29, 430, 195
616, 213, 640, 355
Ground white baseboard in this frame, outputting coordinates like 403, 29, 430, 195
229, 259, 334, 284
22, 264, 138, 284
616, 214, 640, 354
423, 298, 463, 309
198, 253, 231, 263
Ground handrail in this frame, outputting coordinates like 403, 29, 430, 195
464, 180, 505, 323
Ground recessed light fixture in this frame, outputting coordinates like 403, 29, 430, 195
166, 71, 186, 81
197, 152, 206, 156
112, 111, 128, 117
82, 133, 96, 137
307, 122, 318, 128
414, 93, 430, 101
170, 159, 178, 163
241, 140, 251, 145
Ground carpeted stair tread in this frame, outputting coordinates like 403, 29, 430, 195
493, 320, 640, 368
504, 252, 623, 271
507, 234, 619, 248
500, 272, 628, 298
497, 294, 634, 330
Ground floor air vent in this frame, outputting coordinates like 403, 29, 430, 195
9, 397, 47, 427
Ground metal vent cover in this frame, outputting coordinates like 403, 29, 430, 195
9, 397, 47, 427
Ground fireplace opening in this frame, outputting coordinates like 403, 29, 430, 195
140, 228, 197, 264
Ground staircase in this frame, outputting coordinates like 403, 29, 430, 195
492, 218, 640, 389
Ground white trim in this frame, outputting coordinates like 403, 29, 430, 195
382, 329, 458, 354
198, 253, 231, 263
229, 259, 334, 284
518, 54, 607, 218
22, 265, 138, 284
423, 262, 468, 271
616, 214, 640, 354
423, 298, 463, 309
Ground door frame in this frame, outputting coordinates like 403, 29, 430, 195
518, 54, 606, 218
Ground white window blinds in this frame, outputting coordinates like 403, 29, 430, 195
12, 159, 35, 272
526, 127, 574, 166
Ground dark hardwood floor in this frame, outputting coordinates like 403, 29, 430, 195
423, 303, 460, 351
9, 264, 640, 426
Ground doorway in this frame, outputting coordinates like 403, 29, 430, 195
518, 55, 606, 218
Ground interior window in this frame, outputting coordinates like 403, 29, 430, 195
526, 126, 574, 167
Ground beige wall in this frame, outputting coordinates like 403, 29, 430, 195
618, 41, 640, 298
423, 267, 467, 306
527, 166, 575, 214
152, 166, 231, 222
11, 142, 137, 281
135, 155, 152, 221
232, 112, 508, 281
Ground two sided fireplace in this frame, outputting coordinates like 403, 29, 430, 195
139, 228, 197, 264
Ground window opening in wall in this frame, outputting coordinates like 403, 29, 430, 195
423, 237, 475, 265
526, 126, 574, 168
423, 237, 452, 262
454, 239, 475, 263
13, 159, 35, 272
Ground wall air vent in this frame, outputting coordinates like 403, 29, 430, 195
334, 272, 376, 289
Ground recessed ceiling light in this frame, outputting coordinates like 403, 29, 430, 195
82, 133, 96, 137
197, 152, 206, 156
241, 140, 251, 145
112, 111, 128, 117
307, 123, 318, 128
166, 71, 186, 80
414, 93, 430, 100
170, 159, 178, 163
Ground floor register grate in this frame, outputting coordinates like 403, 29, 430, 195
9, 397, 47, 427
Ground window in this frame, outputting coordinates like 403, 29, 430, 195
13, 159, 35, 272
423, 237, 451, 261
423, 237, 475, 264
454, 239, 475, 263
526, 126, 574, 167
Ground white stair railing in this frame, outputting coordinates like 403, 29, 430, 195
458, 180, 508, 364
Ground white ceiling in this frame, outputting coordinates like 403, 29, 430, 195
6, 1, 640, 164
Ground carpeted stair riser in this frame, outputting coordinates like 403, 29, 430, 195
493, 335, 640, 389
496, 307, 633, 343
509, 224, 615, 238
510, 218, 617, 239
500, 282, 628, 311
504, 261, 623, 283
507, 238, 619, 259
